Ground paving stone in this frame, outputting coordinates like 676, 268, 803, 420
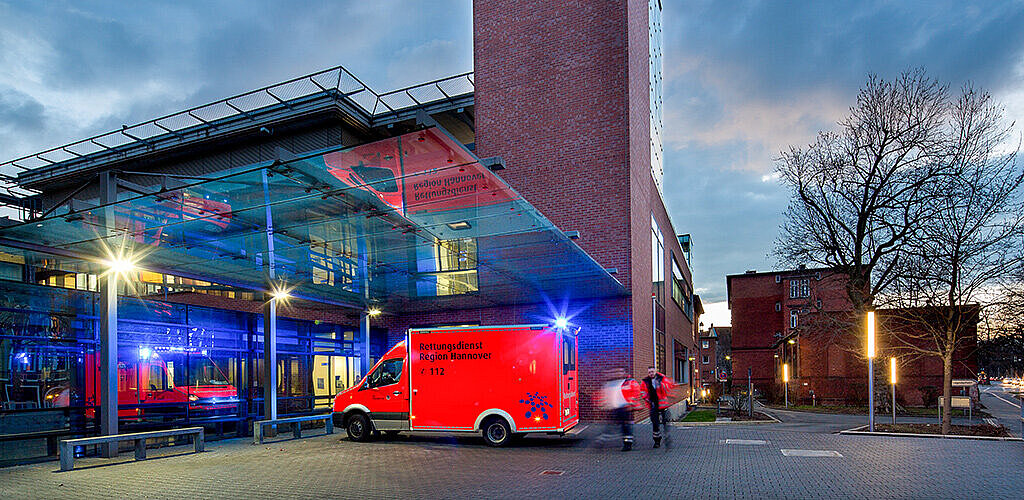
1, 423, 1022, 499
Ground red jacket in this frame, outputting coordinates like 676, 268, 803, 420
642, 373, 676, 410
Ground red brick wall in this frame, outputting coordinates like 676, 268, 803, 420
473, 0, 633, 286
471, 1, 694, 418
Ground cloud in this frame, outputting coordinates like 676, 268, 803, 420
699, 301, 732, 328
0, 1, 473, 166
661, 0, 1024, 302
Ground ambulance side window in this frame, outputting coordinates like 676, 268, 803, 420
363, 358, 404, 389
562, 336, 575, 374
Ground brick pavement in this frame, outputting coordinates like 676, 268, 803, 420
1, 423, 1022, 499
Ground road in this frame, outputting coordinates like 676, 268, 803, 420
2, 413, 1023, 499
981, 381, 1023, 437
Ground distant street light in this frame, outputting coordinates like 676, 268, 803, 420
783, 363, 790, 408
890, 357, 897, 426
867, 311, 876, 432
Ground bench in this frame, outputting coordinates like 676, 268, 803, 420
253, 414, 333, 444
59, 427, 204, 472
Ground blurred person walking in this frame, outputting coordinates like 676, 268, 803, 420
642, 366, 676, 448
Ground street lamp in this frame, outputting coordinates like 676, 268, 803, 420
867, 311, 876, 432
783, 362, 790, 408
890, 357, 897, 425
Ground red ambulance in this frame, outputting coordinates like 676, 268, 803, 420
332, 324, 579, 447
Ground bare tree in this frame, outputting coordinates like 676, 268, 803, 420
776, 69, 951, 317
883, 85, 1024, 434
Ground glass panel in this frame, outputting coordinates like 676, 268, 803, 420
0, 127, 625, 313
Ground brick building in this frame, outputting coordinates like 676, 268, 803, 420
698, 329, 718, 388
727, 268, 978, 405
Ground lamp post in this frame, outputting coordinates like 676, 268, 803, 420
867, 311, 876, 432
783, 363, 790, 408
890, 357, 897, 426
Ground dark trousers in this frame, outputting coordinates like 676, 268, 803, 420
650, 406, 670, 443
612, 407, 633, 444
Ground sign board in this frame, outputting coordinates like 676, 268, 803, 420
949, 396, 972, 409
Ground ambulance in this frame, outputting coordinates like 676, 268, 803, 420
332, 324, 579, 447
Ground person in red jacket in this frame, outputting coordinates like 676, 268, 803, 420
641, 366, 676, 448
597, 368, 643, 451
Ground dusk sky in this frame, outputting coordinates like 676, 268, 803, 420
2, 1, 1023, 326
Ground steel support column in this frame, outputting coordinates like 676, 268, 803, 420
868, 357, 875, 432
262, 298, 277, 421
261, 169, 278, 421
98, 171, 118, 457
360, 312, 371, 376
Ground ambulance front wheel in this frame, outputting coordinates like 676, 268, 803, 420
482, 417, 512, 447
346, 413, 372, 442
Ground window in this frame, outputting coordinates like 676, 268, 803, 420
562, 335, 576, 374
675, 343, 689, 384
816, 299, 822, 309
701, 340, 709, 349
702, 355, 710, 365
362, 358, 403, 389
648, 0, 664, 193
415, 238, 479, 296
775, 275, 782, 283
790, 311, 799, 328
790, 278, 809, 298
670, 256, 692, 319
148, 364, 168, 391
775, 302, 781, 312
652, 215, 666, 372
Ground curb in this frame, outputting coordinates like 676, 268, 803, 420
671, 413, 781, 426
838, 425, 1022, 441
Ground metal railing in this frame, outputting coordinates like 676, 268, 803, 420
0, 66, 474, 181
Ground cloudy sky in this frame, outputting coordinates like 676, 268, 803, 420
2, 0, 1023, 326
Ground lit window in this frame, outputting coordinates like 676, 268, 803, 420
790, 311, 799, 328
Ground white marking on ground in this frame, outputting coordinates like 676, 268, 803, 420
720, 439, 767, 445
781, 449, 842, 457
984, 418, 998, 426
988, 392, 1021, 409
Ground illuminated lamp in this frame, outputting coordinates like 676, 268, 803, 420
446, 221, 472, 230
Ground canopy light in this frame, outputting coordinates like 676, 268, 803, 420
787, 338, 796, 345
866, 311, 876, 358
446, 221, 472, 230
105, 256, 137, 276
367, 308, 382, 317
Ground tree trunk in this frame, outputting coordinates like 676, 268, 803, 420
941, 354, 953, 435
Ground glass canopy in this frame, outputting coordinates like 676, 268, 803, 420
0, 128, 625, 312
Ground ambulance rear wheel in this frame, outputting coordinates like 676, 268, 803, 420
482, 417, 512, 447
346, 414, 372, 442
